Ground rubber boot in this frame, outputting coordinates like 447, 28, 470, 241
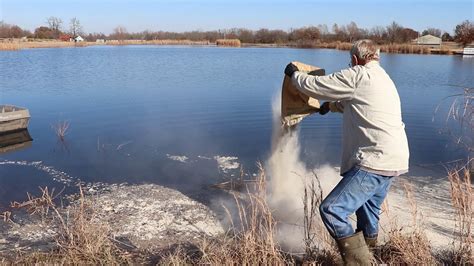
336, 231, 373, 266
364, 235, 377, 249
365, 235, 379, 260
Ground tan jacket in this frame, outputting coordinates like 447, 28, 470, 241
292, 61, 409, 175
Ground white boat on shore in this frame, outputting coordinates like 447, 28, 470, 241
0, 105, 31, 133
462, 47, 474, 55
454, 46, 474, 56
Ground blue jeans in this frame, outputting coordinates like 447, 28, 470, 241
320, 166, 392, 239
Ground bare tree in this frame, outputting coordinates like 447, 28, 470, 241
370, 26, 387, 44
454, 20, 474, 47
347, 21, 361, 42
422, 28, 442, 37
69, 17, 83, 37
112, 26, 128, 41
47, 16, 62, 38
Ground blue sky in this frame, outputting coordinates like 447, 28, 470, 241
1, 0, 472, 34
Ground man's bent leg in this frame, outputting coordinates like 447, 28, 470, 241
319, 167, 379, 239
355, 174, 392, 240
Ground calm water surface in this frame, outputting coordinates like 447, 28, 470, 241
0, 46, 472, 203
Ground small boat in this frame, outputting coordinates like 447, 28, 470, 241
454, 46, 474, 56
462, 47, 474, 55
0, 129, 32, 154
0, 105, 31, 133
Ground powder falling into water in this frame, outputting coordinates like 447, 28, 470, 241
265, 93, 341, 252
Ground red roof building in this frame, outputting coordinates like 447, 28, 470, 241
59, 34, 72, 41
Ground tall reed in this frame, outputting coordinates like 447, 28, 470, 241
0, 42, 20, 50
195, 162, 288, 264
52, 120, 70, 141
216, 39, 241, 47
9, 187, 133, 264
378, 182, 437, 264
447, 167, 473, 264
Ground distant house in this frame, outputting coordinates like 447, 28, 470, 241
74, 36, 84, 42
415, 34, 441, 48
59, 34, 72, 42
96, 39, 106, 43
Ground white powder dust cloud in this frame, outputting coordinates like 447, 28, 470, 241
265, 93, 341, 252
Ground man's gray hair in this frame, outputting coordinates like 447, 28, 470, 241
350, 39, 380, 61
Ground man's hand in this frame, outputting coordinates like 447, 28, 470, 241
319, 102, 331, 115
284, 63, 299, 77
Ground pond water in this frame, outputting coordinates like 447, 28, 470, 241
0, 46, 472, 204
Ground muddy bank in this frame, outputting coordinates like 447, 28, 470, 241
0, 164, 464, 258
0, 183, 224, 256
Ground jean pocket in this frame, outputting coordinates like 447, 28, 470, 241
359, 172, 379, 194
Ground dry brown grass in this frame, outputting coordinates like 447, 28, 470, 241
294, 41, 448, 55
6, 187, 135, 264
216, 39, 241, 47
51, 120, 70, 141
1, 164, 469, 264
194, 162, 289, 264
107, 39, 210, 46
302, 175, 340, 264
10, 187, 63, 221
0, 42, 20, 50
379, 43, 430, 54
447, 166, 473, 264
0, 40, 97, 50
0, 39, 212, 50
378, 183, 437, 264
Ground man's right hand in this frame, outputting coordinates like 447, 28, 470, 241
319, 102, 331, 115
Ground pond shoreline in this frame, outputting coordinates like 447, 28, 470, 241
0, 39, 463, 55
0, 167, 468, 264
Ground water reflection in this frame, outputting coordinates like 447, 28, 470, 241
0, 129, 33, 154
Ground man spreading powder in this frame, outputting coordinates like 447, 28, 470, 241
284, 39, 410, 265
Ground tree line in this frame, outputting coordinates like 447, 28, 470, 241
1, 18, 473, 46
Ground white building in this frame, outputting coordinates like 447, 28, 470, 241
74, 36, 84, 42
415, 34, 441, 48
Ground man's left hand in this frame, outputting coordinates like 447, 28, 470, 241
319, 102, 331, 115
284, 63, 299, 77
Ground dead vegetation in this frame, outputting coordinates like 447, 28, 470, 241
0, 40, 94, 50
378, 182, 437, 264
106, 39, 210, 46
216, 39, 241, 47
0, 38, 460, 55
302, 175, 340, 264
435, 86, 474, 154
447, 166, 473, 264
0, 162, 472, 264
0, 42, 20, 51
194, 162, 288, 264
51, 120, 70, 141
293, 41, 456, 54
434, 85, 474, 264
2, 186, 136, 264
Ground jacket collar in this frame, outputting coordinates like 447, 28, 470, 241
365, 60, 380, 68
